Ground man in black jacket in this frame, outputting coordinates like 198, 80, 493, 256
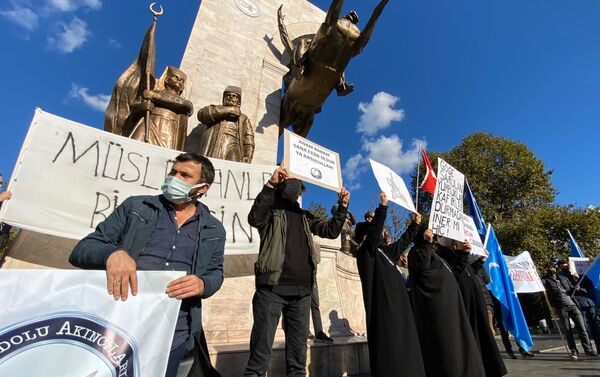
243, 165, 350, 377
542, 262, 597, 359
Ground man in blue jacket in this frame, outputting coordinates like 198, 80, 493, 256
70, 152, 225, 377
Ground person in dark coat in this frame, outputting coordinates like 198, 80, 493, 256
408, 228, 486, 377
355, 192, 426, 377
437, 238, 507, 377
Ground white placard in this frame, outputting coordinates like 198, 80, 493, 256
504, 251, 545, 293
0, 269, 183, 377
569, 257, 591, 276
462, 214, 486, 257
369, 159, 416, 213
0, 109, 275, 255
428, 158, 465, 241
283, 129, 342, 191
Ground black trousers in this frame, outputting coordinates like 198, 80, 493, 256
243, 288, 311, 377
556, 305, 594, 353
310, 279, 324, 335
493, 298, 525, 354
579, 306, 600, 352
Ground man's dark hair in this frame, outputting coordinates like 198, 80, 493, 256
174, 153, 215, 184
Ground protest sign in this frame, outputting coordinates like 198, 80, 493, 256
505, 251, 545, 293
462, 214, 486, 257
0, 109, 274, 255
0, 269, 182, 377
428, 158, 465, 241
369, 159, 416, 213
283, 129, 342, 191
569, 257, 591, 276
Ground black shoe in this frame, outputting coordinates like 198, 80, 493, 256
507, 351, 517, 359
520, 351, 535, 358
584, 350, 598, 357
569, 350, 578, 360
314, 331, 333, 344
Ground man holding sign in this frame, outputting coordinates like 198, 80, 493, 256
355, 191, 426, 377
243, 165, 349, 377
69, 152, 225, 377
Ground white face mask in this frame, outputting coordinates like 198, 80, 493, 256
161, 176, 207, 204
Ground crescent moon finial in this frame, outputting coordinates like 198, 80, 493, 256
149, 2, 164, 20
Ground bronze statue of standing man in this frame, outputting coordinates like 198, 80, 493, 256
125, 66, 193, 150
196, 86, 255, 163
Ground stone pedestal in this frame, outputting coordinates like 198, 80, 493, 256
179, 0, 326, 165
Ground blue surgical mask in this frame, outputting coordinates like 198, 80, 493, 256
161, 176, 207, 204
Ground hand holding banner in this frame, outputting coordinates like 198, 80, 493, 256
0, 270, 183, 377
283, 129, 342, 191
428, 158, 465, 242
462, 214, 486, 257
369, 159, 416, 213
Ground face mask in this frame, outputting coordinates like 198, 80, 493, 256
279, 179, 303, 202
161, 176, 206, 204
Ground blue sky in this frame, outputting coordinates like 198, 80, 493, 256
1, 0, 599, 219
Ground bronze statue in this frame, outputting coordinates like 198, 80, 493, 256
104, 3, 162, 136
332, 204, 357, 256
125, 66, 193, 150
277, 0, 389, 137
196, 86, 255, 163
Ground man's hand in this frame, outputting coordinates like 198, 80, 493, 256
423, 229, 434, 243
379, 191, 388, 206
0, 191, 12, 202
338, 187, 350, 207
106, 250, 138, 301
412, 212, 422, 224
166, 275, 205, 299
267, 165, 289, 187
459, 241, 472, 254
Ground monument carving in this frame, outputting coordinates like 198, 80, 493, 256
104, 4, 192, 151
196, 86, 255, 163
278, 0, 389, 137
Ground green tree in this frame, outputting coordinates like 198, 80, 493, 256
307, 201, 328, 221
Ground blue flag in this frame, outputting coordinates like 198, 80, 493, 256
484, 225, 533, 351
465, 181, 486, 238
567, 229, 586, 258
582, 255, 600, 299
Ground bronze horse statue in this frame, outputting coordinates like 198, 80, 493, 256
278, 0, 389, 137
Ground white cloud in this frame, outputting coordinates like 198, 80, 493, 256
46, 0, 102, 12
108, 38, 121, 49
363, 136, 425, 175
0, 4, 38, 32
69, 83, 110, 112
343, 153, 368, 190
47, 17, 89, 53
357, 92, 405, 136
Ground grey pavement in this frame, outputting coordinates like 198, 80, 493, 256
499, 335, 600, 377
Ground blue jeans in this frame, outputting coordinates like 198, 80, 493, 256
243, 288, 311, 377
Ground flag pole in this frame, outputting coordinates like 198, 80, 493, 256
542, 291, 570, 354
415, 144, 421, 212
144, 3, 163, 143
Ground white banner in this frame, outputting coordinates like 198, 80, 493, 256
569, 257, 590, 276
0, 269, 183, 377
283, 129, 342, 191
0, 109, 275, 255
369, 159, 416, 213
428, 158, 465, 241
462, 214, 486, 257
505, 251, 545, 293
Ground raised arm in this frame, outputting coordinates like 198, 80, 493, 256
352, 0, 389, 56
248, 166, 288, 228
277, 5, 295, 57
309, 187, 350, 238
324, 0, 344, 26
387, 213, 422, 262
407, 229, 434, 275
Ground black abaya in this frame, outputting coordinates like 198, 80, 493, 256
355, 205, 426, 377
